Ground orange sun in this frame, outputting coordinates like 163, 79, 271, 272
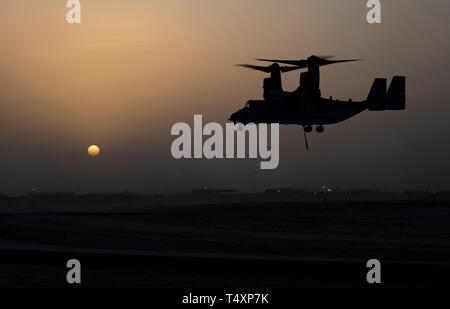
88, 145, 101, 157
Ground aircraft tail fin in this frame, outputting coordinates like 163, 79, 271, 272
386, 76, 406, 110
367, 76, 406, 111
367, 78, 387, 101
367, 78, 387, 111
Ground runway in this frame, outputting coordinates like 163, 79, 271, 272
0, 201, 449, 288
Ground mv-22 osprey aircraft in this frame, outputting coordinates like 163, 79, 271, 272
229, 55, 406, 149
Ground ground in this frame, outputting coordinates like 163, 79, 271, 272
0, 200, 449, 288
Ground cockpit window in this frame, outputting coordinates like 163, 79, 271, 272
245, 101, 252, 108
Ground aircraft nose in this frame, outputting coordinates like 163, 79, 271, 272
229, 112, 238, 123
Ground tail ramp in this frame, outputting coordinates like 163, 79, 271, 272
368, 76, 406, 111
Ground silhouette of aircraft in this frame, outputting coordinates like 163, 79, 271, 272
229, 55, 406, 149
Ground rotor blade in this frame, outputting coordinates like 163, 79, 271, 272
314, 55, 335, 60
237, 64, 302, 73
236, 64, 271, 73
320, 59, 361, 66
256, 59, 308, 68
256, 57, 361, 68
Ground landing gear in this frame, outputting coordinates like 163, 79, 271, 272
302, 126, 311, 150
302, 125, 325, 150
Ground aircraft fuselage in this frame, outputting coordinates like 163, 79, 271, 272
230, 95, 368, 126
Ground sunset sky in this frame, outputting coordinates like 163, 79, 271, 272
1, 0, 450, 194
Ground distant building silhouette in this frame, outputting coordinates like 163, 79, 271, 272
192, 188, 238, 196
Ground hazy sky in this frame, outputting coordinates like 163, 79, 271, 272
1, 0, 450, 194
